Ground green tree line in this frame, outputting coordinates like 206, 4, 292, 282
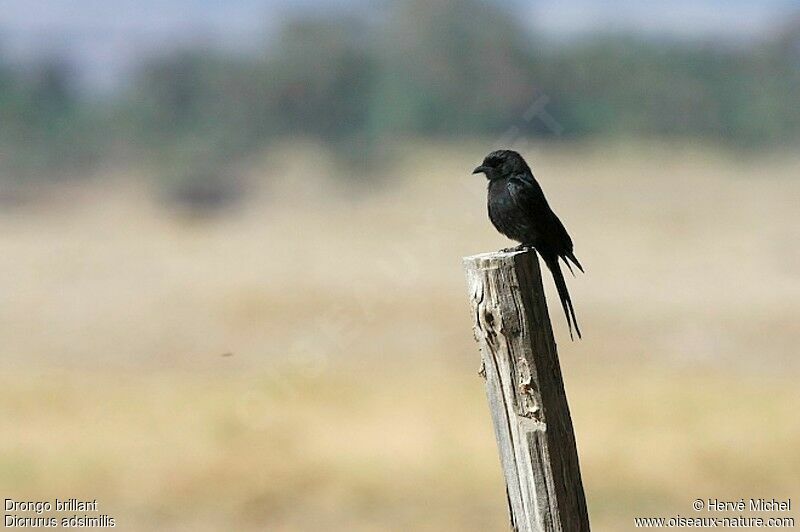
1, 0, 798, 204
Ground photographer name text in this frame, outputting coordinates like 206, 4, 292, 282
705, 498, 791, 512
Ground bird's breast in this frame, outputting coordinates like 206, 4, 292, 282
487, 180, 536, 244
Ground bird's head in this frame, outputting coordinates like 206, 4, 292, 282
472, 150, 530, 180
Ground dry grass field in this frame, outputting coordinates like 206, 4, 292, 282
1, 140, 798, 530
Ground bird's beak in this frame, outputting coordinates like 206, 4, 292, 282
472, 165, 487, 175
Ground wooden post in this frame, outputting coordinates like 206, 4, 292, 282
463, 249, 589, 532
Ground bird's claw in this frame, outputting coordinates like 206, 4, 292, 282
500, 244, 532, 253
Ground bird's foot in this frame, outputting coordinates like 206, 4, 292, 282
500, 244, 532, 253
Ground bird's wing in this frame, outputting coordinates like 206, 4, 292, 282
506, 175, 575, 255
506, 175, 548, 213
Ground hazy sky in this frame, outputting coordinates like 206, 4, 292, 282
526, 0, 798, 40
1, 0, 797, 90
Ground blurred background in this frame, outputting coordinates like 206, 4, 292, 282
1, 0, 799, 529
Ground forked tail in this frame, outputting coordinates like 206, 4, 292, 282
543, 255, 582, 340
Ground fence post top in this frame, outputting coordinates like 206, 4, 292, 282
462, 249, 534, 269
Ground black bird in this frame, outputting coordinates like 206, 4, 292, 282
472, 150, 584, 339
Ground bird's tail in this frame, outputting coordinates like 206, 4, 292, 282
563, 251, 584, 274
543, 255, 581, 340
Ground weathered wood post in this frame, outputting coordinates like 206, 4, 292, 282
463, 249, 589, 532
